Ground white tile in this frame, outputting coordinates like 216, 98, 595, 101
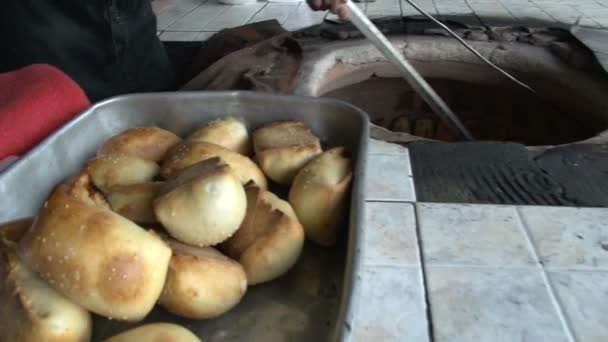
549, 271, 608, 342
156, 0, 207, 30
203, 3, 266, 31
368, 139, 409, 155
352, 266, 429, 342
248, 3, 298, 24
519, 206, 608, 269
365, 154, 415, 201
159, 31, 200, 41
418, 204, 536, 267
282, 3, 327, 31
166, 2, 229, 31
363, 202, 419, 266
427, 267, 569, 342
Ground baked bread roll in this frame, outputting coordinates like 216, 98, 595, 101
18, 184, 172, 321
64, 172, 111, 209
289, 147, 353, 247
0, 217, 33, 244
103, 323, 200, 342
253, 120, 322, 185
97, 127, 182, 162
106, 182, 163, 224
86, 155, 159, 194
159, 239, 247, 319
161, 141, 267, 189
186, 116, 252, 155
0, 246, 92, 342
154, 158, 247, 246
222, 185, 304, 285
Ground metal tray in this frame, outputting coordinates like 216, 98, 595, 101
0, 91, 369, 342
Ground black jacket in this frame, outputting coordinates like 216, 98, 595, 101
0, 0, 176, 102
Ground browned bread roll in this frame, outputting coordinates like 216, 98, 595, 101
64, 172, 111, 210
85, 155, 159, 194
289, 147, 353, 247
0, 217, 33, 244
97, 127, 182, 162
154, 158, 247, 247
18, 183, 172, 321
222, 185, 304, 285
0, 246, 92, 342
161, 141, 267, 189
253, 120, 322, 185
186, 116, 252, 156
159, 239, 247, 319
103, 323, 200, 342
105, 182, 163, 224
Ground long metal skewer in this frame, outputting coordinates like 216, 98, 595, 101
403, 0, 536, 95
345, 1, 474, 141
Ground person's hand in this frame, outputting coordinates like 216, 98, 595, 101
306, 0, 349, 20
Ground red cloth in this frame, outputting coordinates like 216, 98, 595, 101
0, 64, 90, 160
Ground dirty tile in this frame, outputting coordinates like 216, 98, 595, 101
248, 3, 298, 24
156, 0, 207, 30
427, 267, 569, 342
365, 154, 415, 201
519, 206, 608, 269
352, 266, 429, 342
418, 204, 536, 266
368, 139, 409, 155
202, 3, 265, 31
549, 271, 608, 342
159, 31, 200, 41
282, 3, 327, 31
165, 2, 228, 31
363, 202, 419, 266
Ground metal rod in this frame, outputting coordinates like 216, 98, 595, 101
403, 0, 537, 95
345, 1, 474, 141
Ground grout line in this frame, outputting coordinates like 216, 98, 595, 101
365, 198, 416, 203
544, 266, 608, 272
424, 263, 543, 270
515, 207, 578, 342
245, 3, 269, 25
199, 4, 233, 31
361, 263, 423, 269
160, 0, 209, 30
413, 204, 435, 342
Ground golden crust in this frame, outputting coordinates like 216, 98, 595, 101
85, 155, 160, 194
105, 182, 163, 224
0, 246, 92, 342
0, 218, 33, 245
17, 184, 172, 321
103, 323, 200, 342
288, 147, 353, 247
154, 158, 247, 247
186, 116, 252, 156
159, 239, 247, 319
161, 141, 267, 189
97, 127, 182, 162
253, 120, 322, 185
64, 172, 111, 209
221, 186, 304, 285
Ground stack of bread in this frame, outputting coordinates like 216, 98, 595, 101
0, 117, 353, 341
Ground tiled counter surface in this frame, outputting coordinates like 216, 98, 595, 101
352, 139, 608, 342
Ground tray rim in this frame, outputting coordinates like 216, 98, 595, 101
0, 90, 370, 342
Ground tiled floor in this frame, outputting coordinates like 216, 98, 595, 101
358, 139, 608, 342
155, 0, 608, 41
